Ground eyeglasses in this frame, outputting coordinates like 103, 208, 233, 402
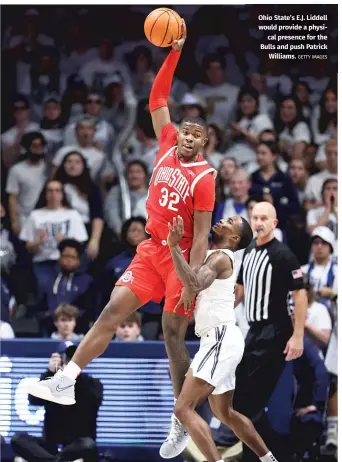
14, 106, 27, 111
87, 99, 101, 104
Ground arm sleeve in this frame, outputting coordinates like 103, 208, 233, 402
19, 215, 36, 242
89, 184, 104, 220
6, 167, 19, 195
281, 247, 305, 291
193, 173, 216, 212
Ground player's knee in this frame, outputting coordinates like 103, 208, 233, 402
174, 401, 191, 424
162, 312, 188, 344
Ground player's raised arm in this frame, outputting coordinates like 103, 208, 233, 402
149, 20, 187, 139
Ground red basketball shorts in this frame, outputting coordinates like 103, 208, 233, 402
116, 238, 194, 318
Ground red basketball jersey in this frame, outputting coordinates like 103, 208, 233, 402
146, 123, 216, 243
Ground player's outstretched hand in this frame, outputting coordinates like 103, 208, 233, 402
167, 215, 184, 247
172, 19, 187, 52
174, 287, 196, 315
284, 334, 304, 361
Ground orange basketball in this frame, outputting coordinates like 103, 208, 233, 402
144, 8, 182, 47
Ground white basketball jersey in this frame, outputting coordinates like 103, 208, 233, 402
194, 248, 237, 337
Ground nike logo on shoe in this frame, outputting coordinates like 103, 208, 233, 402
56, 384, 73, 392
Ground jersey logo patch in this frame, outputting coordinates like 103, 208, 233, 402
292, 269, 303, 279
120, 271, 134, 283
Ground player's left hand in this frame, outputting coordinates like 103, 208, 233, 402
174, 287, 195, 314
167, 215, 184, 247
172, 19, 187, 52
284, 334, 304, 361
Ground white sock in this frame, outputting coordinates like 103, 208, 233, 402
260, 451, 278, 462
174, 398, 177, 404
63, 361, 81, 380
327, 416, 338, 427
216, 459, 224, 462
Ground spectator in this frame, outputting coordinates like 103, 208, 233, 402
304, 138, 338, 208
19, 180, 88, 296
1, 95, 40, 168
6, 131, 48, 233
115, 312, 144, 342
79, 34, 131, 94
178, 92, 206, 121
193, 53, 239, 129
301, 226, 337, 307
225, 86, 274, 167
213, 168, 249, 223
63, 93, 115, 153
306, 179, 338, 241
257, 129, 288, 174
290, 337, 330, 461
215, 157, 238, 203
304, 279, 332, 349
105, 160, 148, 235
38, 239, 95, 332
292, 81, 312, 121
0, 318, 15, 339
249, 72, 276, 118
288, 158, 309, 205
12, 342, 103, 462
61, 75, 89, 124
250, 142, 300, 230
51, 303, 84, 341
52, 116, 107, 182
128, 45, 156, 100
202, 123, 223, 170
54, 151, 104, 261
39, 95, 65, 161
21, 46, 66, 120
105, 217, 162, 340
274, 96, 311, 160
123, 99, 159, 174
103, 74, 130, 134
311, 87, 337, 147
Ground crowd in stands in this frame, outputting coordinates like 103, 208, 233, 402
1, 4, 338, 460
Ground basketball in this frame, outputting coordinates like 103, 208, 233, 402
144, 8, 182, 47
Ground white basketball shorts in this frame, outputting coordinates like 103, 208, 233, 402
189, 323, 245, 394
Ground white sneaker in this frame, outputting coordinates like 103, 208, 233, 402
159, 414, 190, 459
25, 370, 75, 405
326, 426, 338, 447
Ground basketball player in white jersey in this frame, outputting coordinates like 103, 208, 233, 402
166, 215, 278, 462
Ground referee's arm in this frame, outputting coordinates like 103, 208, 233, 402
283, 251, 308, 361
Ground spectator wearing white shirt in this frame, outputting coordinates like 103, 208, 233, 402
103, 74, 130, 134
306, 179, 338, 245
248, 72, 276, 119
303, 279, 332, 350
63, 93, 115, 154
310, 88, 337, 147
0, 321, 15, 339
6, 132, 48, 233
288, 158, 309, 206
193, 53, 239, 129
215, 157, 238, 203
61, 75, 89, 124
78, 35, 131, 94
1, 95, 39, 168
127, 45, 156, 101
304, 138, 337, 208
20, 180, 88, 297
52, 116, 107, 182
301, 226, 337, 308
225, 86, 273, 166
275, 96, 311, 160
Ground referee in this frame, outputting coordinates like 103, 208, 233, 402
233, 202, 307, 462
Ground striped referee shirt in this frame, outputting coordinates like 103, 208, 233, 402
237, 238, 304, 323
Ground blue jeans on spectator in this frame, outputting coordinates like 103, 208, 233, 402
33, 261, 58, 301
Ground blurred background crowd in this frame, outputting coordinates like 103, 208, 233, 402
0, 4, 338, 462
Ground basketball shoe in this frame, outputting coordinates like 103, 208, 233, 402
25, 370, 75, 405
159, 413, 190, 458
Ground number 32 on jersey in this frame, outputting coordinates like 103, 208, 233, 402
159, 187, 180, 212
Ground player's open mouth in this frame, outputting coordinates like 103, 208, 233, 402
183, 145, 193, 152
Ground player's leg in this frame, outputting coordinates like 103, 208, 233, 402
209, 392, 276, 461
173, 369, 223, 462
25, 252, 163, 405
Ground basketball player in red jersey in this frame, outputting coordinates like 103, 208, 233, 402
26, 19, 214, 458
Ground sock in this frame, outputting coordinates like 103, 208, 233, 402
327, 416, 338, 428
260, 451, 278, 462
174, 398, 177, 404
149, 49, 181, 112
63, 361, 81, 380
216, 459, 224, 462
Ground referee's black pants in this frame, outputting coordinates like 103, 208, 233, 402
233, 320, 294, 462
11, 433, 98, 462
